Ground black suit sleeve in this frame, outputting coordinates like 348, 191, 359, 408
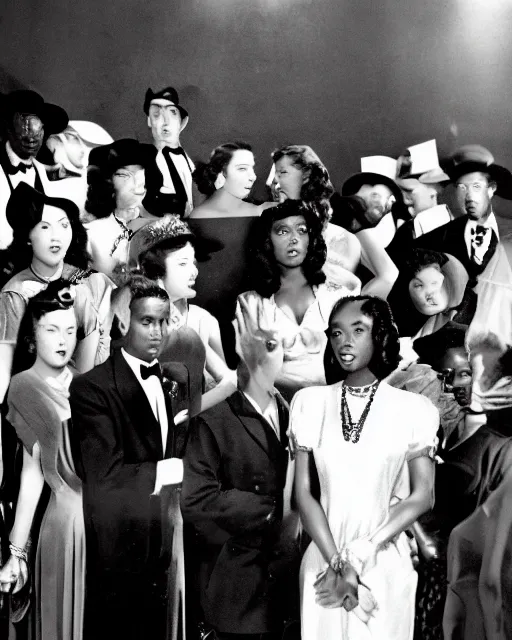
181, 417, 276, 546
70, 375, 157, 567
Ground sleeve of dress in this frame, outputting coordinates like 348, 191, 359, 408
73, 283, 99, 340
288, 387, 324, 454
406, 395, 439, 461
6, 378, 38, 454
0, 292, 26, 344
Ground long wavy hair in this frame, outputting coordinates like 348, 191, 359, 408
193, 141, 253, 197
248, 199, 326, 298
84, 164, 115, 219
272, 145, 334, 225
324, 295, 401, 384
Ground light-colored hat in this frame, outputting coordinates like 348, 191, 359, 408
342, 155, 404, 203
69, 121, 114, 147
397, 139, 449, 189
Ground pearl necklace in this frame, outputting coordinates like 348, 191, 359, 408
344, 380, 379, 398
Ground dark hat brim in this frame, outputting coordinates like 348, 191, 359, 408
6, 182, 80, 236
341, 172, 404, 204
2, 90, 68, 135
447, 161, 512, 200
143, 88, 188, 120
413, 320, 469, 366
88, 139, 156, 176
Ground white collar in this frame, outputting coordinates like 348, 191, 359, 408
466, 211, 499, 238
6, 141, 34, 167
121, 348, 158, 376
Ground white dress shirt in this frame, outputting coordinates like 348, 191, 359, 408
244, 391, 281, 441
122, 349, 183, 492
0, 142, 51, 249
155, 148, 195, 216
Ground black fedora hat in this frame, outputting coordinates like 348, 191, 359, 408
1, 90, 68, 135
6, 182, 80, 236
446, 160, 512, 200
143, 87, 188, 120
413, 320, 468, 368
341, 171, 404, 205
88, 138, 156, 177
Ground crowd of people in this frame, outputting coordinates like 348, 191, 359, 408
0, 84, 511, 640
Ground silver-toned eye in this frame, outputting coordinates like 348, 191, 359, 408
266, 339, 278, 352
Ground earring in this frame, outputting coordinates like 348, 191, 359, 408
27, 342, 35, 354
214, 173, 226, 190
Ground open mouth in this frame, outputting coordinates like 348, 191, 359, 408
339, 354, 355, 364
55, 350, 67, 357
287, 249, 300, 257
49, 245, 62, 254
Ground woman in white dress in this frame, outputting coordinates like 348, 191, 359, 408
290, 295, 438, 639
238, 200, 359, 402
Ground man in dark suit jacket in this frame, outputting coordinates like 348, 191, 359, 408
414, 160, 512, 283
181, 297, 299, 640
70, 277, 190, 640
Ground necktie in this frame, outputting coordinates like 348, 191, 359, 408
162, 146, 188, 207
470, 224, 490, 266
140, 362, 162, 381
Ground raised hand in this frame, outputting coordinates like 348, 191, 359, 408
234, 295, 284, 387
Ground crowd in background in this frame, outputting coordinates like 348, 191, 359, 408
0, 85, 511, 640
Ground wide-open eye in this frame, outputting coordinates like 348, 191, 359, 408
266, 339, 278, 352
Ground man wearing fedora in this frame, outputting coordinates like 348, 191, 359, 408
143, 86, 196, 218
0, 89, 68, 251
415, 157, 512, 283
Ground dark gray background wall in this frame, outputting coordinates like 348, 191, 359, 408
1, 0, 512, 204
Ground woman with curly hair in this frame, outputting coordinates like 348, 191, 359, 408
189, 141, 264, 218
0, 282, 85, 640
271, 145, 398, 298
0, 183, 113, 415
290, 295, 438, 639
237, 199, 358, 401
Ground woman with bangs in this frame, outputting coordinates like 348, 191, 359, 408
237, 199, 357, 402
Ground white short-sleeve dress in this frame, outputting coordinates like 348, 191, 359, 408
289, 381, 438, 640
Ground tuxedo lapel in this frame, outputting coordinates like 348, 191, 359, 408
162, 361, 191, 458
112, 350, 163, 458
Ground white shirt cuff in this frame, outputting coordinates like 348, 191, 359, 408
153, 458, 184, 495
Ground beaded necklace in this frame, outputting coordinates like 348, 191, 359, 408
340, 380, 379, 443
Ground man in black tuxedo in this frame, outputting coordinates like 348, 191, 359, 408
0, 90, 68, 251
181, 296, 300, 640
142, 86, 196, 218
414, 160, 512, 283
70, 277, 190, 640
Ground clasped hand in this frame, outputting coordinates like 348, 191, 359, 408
0, 555, 28, 594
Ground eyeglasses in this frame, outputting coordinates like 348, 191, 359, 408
455, 182, 488, 193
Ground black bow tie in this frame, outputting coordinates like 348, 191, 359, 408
471, 224, 489, 235
9, 162, 33, 175
163, 146, 185, 157
140, 363, 162, 381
